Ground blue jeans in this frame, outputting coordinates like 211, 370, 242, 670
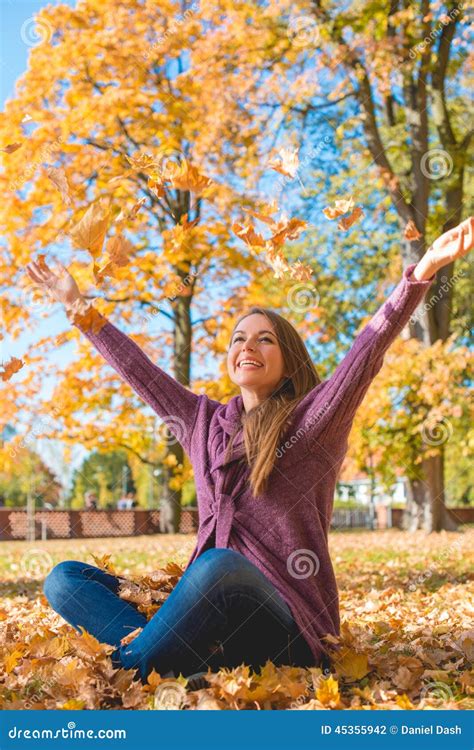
43, 547, 315, 683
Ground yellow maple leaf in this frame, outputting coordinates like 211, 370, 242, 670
316, 674, 341, 706
5, 648, 25, 674
165, 160, 213, 196
90, 553, 118, 575
60, 699, 86, 710
68, 199, 111, 258
336, 649, 369, 680
396, 693, 414, 709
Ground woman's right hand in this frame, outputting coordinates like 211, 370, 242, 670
25, 258, 84, 310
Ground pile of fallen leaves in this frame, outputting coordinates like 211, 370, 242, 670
0, 529, 472, 710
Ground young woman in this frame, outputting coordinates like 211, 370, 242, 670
26, 217, 473, 686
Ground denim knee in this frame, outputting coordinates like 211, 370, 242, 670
43, 560, 84, 606
185, 547, 259, 594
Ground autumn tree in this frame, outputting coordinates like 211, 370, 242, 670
0, 442, 62, 508
0, 0, 276, 532
68, 449, 135, 509
187, 0, 473, 530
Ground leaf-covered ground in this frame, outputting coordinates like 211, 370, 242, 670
0, 528, 472, 710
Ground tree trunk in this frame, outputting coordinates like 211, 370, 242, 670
158, 279, 193, 533
404, 449, 458, 533
159, 462, 182, 533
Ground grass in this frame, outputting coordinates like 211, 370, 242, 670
0, 528, 472, 710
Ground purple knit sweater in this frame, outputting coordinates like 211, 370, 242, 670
71, 263, 433, 665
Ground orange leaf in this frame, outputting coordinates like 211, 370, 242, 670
0, 357, 24, 381
323, 196, 354, 219
2, 142, 23, 154
165, 160, 213, 196
404, 219, 422, 241
338, 206, 364, 231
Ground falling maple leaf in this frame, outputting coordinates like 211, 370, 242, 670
45, 166, 72, 206
165, 160, 213, 196
92, 234, 134, 284
233, 214, 310, 281
323, 196, 355, 220
267, 147, 300, 178
1, 142, 23, 154
0, 357, 24, 381
338, 206, 364, 231
68, 199, 111, 258
147, 177, 166, 199
271, 216, 307, 246
232, 220, 266, 249
243, 202, 279, 225
404, 219, 422, 241
120, 627, 143, 647
115, 197, 147, 227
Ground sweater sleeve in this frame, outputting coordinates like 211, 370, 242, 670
69, 307, 201, 455
301, 263, 435, 450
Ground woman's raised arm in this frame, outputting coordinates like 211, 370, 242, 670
25, 258, 203, 455
300, 216, 474, 451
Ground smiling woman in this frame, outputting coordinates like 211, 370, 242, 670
24, 216, 474, 687
225, 307, 320, 497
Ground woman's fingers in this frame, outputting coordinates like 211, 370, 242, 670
26, 261, 55, 287
26, 264, 43, 284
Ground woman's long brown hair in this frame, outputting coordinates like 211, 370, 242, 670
225, 306, 320, 497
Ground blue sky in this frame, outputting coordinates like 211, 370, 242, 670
1, 0, 87, 485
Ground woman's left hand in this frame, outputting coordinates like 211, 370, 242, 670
413, 216, 474, 280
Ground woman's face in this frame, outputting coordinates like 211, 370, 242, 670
227, 313, 287, 396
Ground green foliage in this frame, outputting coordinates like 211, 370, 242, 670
67, 450, 135, 509
0, 448, 61, 508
